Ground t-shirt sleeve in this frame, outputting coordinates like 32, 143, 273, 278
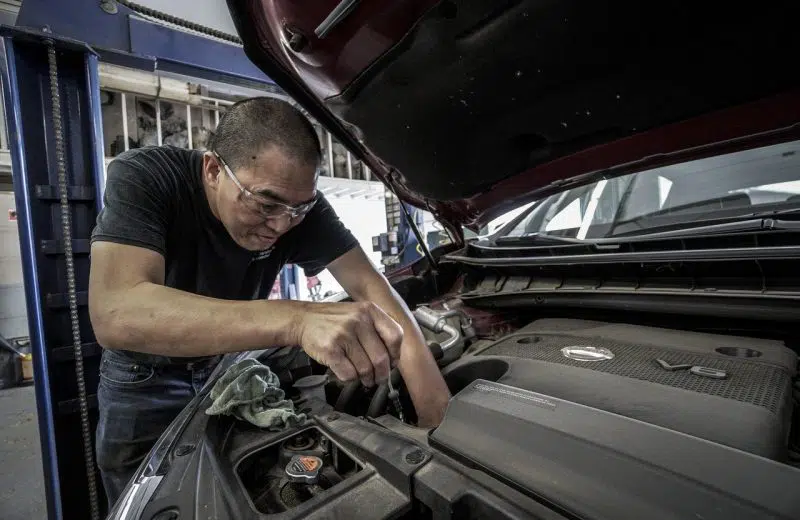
287, 194, 359, 276
91, 152, 174, 255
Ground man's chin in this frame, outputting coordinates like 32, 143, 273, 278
248, 236, 277, 251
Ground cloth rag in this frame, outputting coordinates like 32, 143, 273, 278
205, 358, 305, 430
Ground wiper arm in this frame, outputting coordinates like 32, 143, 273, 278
613, 217, 800, 240
772, 207, 800, 217
493, 233, 588, 245
490, 213, 800, 249
492, 218, 800, 248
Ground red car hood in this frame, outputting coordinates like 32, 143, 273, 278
227, 1, 800, 234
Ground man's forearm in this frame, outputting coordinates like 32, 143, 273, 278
361, 285, 451, 425
396, 323, 452, 426
91, 282, 303, 357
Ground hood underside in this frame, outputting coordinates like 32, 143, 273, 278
228, 0, 800, 229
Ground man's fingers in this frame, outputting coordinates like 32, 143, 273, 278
328, 355, 358, 383
343, 339, 375, 387
304, 302, 402, 387
356, 323, 391, 384
366, 305, 404, 361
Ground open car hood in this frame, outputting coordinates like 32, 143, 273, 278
227, 1, 800, 232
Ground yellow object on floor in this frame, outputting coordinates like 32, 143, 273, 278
21, 353, 33, 381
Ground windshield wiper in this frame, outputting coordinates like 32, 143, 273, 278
612, 217, 800, 240
490, 217, 800, 248
493, 233, 588, 245
488, 207, 800, 249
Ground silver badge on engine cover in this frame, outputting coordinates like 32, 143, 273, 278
655, 359, 729, 379
561, 346, 614, 362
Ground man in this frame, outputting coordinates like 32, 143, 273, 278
89, 97, 450, 507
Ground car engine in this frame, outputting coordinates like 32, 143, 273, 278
236, 306, 800, 517
445, 316, 796, 460
127, 304, 800, 520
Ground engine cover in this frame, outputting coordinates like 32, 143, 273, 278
445, 319, 797, 459
430, 379, 800, 520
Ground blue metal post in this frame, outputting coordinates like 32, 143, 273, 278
0, 35, 62, 520
0, 29, 107, 520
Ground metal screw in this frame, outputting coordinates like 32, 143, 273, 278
174, 444, 195, 457
283, 25, 308, 52
99, 0, 118, 15
288, 33, 307, 52
404, 449, 425, 465
327, 412, 340, 422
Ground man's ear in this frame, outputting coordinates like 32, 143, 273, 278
202, 152, 222, 190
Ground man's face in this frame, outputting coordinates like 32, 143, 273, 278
203, 146, 318, 251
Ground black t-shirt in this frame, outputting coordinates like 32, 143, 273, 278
92, 145, 358, 303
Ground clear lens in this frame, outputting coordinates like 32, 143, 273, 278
216, 151, 317, 220
241, 192, 316, 220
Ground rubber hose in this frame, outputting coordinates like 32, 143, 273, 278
428, 342, 444, 363
365, 342, 444, 418
366, 368, 403, 418
334, 380, 361, 412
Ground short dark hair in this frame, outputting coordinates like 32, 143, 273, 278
208, 97, 321, 171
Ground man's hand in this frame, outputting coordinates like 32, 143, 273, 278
296, 301, 403, 387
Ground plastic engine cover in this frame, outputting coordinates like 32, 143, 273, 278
430, 379, 800, 520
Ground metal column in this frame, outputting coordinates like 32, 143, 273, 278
0, 29, 107, 520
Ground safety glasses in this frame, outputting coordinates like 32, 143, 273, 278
214, 151, 318, 220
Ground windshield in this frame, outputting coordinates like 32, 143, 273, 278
502, 140, 800, 240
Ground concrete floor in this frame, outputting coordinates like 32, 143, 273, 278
0, 385, 46, 520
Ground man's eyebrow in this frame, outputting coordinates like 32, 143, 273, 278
253, 188, 316, 206
253, 188, 290, 204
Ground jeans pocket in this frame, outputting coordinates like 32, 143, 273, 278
100, 353, 155, 388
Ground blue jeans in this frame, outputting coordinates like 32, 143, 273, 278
95, 349, 219, 509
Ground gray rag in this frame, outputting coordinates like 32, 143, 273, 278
205, 358, 306, 430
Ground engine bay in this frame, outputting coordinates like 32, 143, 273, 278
329, 308, 799, 462
137, 304, 800, 519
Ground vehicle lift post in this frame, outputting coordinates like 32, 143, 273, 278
0, 28, 106, 520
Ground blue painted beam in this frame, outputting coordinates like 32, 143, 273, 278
128, 17, 272, 86
16, 0, 274, 88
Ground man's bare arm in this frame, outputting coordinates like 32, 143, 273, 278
89, 241, 310, 357
328, 248, 451, 426
90, 239, 407, 382
90, 242, 404, 379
